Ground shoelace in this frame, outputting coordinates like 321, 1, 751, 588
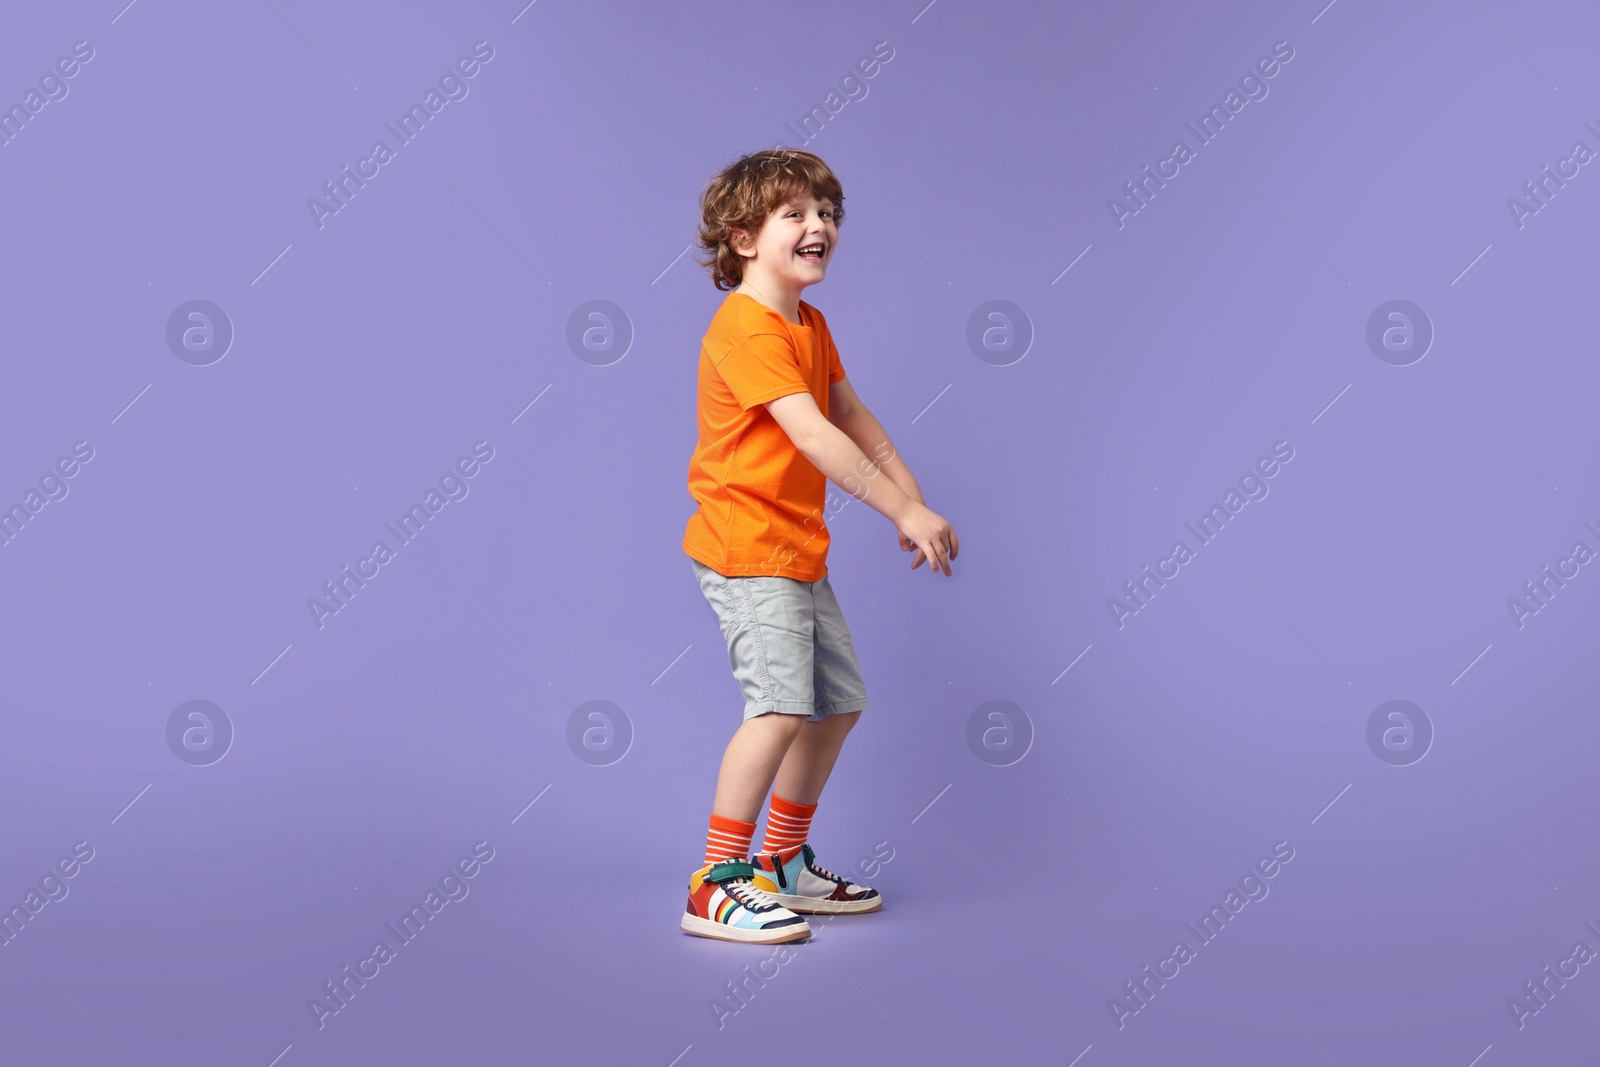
808, 858, 847, 884
722, 877, 782, 912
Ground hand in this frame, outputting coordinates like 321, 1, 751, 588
895, 502, 958, 576
895, 492, 923, 559
896, 495, 920, 558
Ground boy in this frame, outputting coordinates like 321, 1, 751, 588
679, 148, 959, 943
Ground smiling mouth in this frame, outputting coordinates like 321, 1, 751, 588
796, 244, 825, 262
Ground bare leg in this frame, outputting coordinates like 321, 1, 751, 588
711, 712, 807, 823
771, 711, 860, 806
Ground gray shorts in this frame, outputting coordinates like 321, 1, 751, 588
690, 558, 869, 722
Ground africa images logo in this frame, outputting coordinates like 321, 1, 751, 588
307, 41, 496, 230
307, 441, 495, 629
1107, 40, 1296, 229
1108, 441, 1295, 629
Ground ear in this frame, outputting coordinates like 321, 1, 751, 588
730, 227, 756, 258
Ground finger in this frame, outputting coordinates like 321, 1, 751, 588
949, 529, 959, 558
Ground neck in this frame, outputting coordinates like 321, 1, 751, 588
734, 270, 805, 325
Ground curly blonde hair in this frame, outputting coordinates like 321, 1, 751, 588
695, 148, 845, 291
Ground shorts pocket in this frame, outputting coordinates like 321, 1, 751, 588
719, 575, 754, 643
694, 562, 745, 644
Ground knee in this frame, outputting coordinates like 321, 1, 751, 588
755, 711, 807, 743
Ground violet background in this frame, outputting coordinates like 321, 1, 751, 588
2, 0, 1598, 1063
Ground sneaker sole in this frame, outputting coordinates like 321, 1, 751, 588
775, 894, 882, 914
680, 913, 812, 943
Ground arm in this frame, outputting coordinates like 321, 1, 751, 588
827, 377, 924, 506
770, 390, 915, 523
766, 389, 956, 574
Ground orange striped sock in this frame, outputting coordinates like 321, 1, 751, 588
760, 793, 817, 853
704, 813, 756, 865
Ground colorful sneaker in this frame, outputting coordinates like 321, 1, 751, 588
752, 843, 882, 914
681, 858, 812, 943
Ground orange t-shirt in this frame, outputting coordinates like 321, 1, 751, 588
683, 290, 846, 581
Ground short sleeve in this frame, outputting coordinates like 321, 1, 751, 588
715, 332, 809, 412
826, 333, 845, 383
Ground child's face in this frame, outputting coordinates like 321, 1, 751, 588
735, 192, 838, 287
